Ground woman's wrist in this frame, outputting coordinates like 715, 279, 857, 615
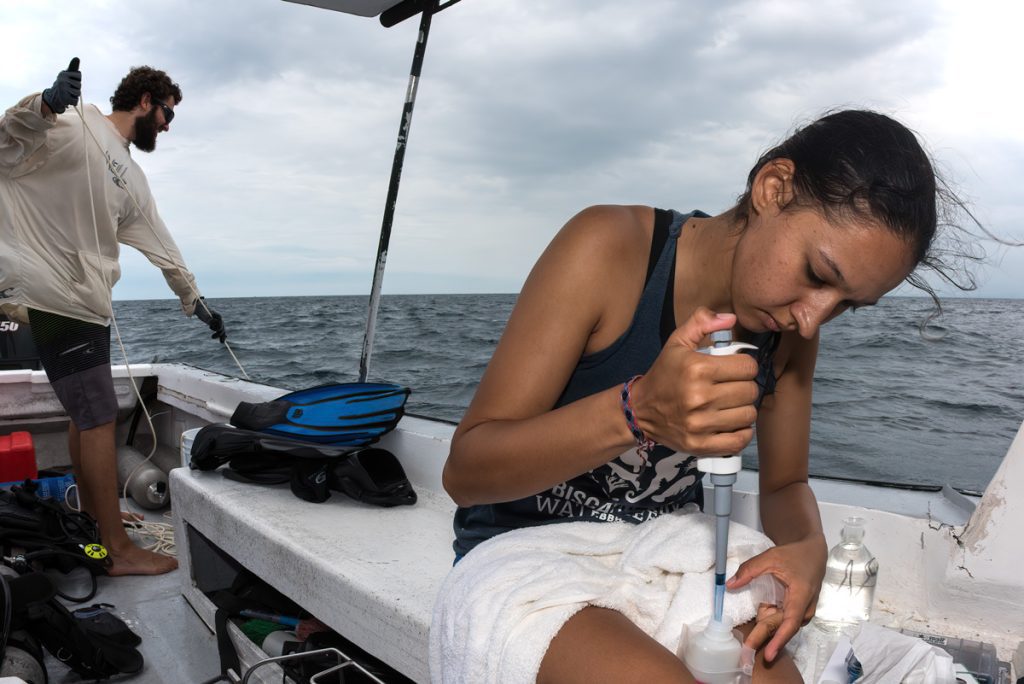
620, 375, 655, 457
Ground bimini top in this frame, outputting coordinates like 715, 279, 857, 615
282, 0, 406, 17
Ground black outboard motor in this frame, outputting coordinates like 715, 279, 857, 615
0, 314, 40, 371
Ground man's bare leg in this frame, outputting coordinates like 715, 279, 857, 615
75, 421, 177, 576
68, 424, 141, 523
537, 606, 801, 684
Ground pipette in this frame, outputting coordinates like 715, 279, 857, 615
697, 329, 757, 622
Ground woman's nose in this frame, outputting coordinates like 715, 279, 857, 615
794, 292, 842, 339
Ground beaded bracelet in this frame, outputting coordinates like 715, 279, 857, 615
620, 374, 655, 457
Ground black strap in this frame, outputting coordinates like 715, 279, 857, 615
658, 210, 678, 345
645, 208, 672, 287
209, 586, 251, 676
214, 608, 240, 677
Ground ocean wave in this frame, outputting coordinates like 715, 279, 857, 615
111, 295, 1023, 494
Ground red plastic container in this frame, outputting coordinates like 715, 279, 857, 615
0, 431, 37, 482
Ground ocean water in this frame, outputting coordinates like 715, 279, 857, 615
110, 295, 1024, 495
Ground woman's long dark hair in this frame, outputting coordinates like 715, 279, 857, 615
733, 109, 1009, 329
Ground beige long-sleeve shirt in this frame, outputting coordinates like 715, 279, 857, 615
0, 93, 199, 325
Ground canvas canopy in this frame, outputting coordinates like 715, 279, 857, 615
283, 0, 405, 17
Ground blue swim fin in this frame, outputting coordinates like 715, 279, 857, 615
229, 382, 411, 446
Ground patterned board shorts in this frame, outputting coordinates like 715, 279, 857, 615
28, 310, 117, 431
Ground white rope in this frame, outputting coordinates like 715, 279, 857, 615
70, 101, 249, 379
64, 94, 245, 553
124, 514, 177, 557
63, 483, 177, 557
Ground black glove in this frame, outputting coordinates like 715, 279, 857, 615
42, 58, 81, 114
193, 297, 227, 343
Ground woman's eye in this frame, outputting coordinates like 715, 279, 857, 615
805, 265, 824, 286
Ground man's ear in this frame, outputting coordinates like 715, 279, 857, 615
139, 91, 152, 110
750, 159, 796, 216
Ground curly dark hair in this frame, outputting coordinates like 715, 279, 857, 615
109, 66, 182, 112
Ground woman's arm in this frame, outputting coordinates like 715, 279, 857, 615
444, 205, 650, 505
728, 331, 828, 662
443, 205, 759, 506
758, 333, 825, 546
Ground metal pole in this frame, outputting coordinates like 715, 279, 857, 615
358, 4, 435, 382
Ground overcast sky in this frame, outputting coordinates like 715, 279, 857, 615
2, 0, 1021, 300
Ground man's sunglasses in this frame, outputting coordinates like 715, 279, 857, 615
153, 99, 174, 125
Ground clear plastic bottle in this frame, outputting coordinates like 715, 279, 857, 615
681, 616, 744, 683
813, 517, 879, 633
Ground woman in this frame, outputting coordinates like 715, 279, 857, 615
441, 110, 945, 682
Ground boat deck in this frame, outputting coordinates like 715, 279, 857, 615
41, 502, 221, 684
6, 364, 1021, 682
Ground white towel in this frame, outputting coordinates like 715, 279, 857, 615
429, 509, 775, 684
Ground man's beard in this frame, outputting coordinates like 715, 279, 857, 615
133, 108, 159, 152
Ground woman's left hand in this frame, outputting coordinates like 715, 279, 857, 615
726, 534, 827, 662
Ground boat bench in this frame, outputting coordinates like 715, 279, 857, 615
170, 416, 458, 683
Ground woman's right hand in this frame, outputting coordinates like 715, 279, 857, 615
630, 307, 760, 456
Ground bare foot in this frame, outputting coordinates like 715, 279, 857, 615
107, 544, 178, 576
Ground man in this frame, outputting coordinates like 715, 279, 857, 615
0, 60, 226, 575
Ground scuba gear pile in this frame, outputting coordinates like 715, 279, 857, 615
0, 484, 144, 680
192, 381, 416, 505
189, 424, 416, 506
1, 571, 143, 680
0, 481, 109, 582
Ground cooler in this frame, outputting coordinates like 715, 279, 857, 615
0, 431, 37, 482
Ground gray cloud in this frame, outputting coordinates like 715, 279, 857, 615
3, 0, 1021, 299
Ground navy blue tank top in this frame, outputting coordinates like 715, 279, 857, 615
452, 209, 779, 558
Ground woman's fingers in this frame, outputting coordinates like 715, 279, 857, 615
726, 549, 822, 662
743, 605, 783, 650
764, 609, 804, 662
636, 307, 762, 453
690, 426, 755, 457
670, 307, 737, 351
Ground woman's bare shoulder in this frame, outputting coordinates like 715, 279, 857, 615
562, 204, 653, 237
548, 205, 654, 264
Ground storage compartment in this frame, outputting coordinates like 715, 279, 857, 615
186, 524, 413, 683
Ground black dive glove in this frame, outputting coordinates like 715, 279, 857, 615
42, 58, 81, 114
193, 297, 227, 343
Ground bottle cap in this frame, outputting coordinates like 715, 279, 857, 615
681, 617, 744, 678
841, 516, 866, 543
702, 615, 735, 639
